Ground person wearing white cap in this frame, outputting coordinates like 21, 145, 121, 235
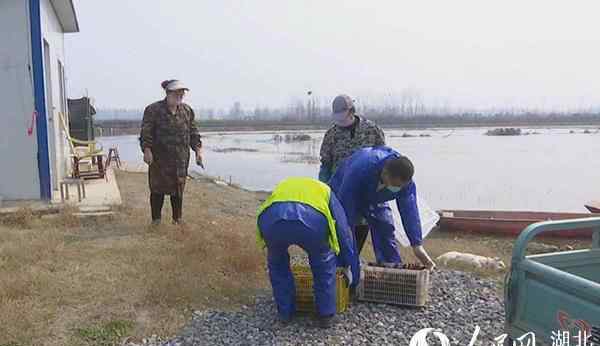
319, 94, 386, 254
139, 80, 204, 225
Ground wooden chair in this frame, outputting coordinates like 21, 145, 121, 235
58, 112, 105, 179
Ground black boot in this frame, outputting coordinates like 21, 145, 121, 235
150, 193, 165, 224
317, 314, 336, 329
170, 194, 183, 224
355, 225, 370, 255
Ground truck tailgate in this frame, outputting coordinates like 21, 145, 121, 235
506, 218, 600, 345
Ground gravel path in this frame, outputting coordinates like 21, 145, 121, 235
141, 270, 505, 346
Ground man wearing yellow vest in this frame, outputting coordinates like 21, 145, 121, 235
257, 177, 359, 328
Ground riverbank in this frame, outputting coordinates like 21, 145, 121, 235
0, 169, 587, 345
95, 119, 600, 136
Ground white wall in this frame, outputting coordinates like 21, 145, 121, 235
41, 0, 70, 193
0, 0, 41, 200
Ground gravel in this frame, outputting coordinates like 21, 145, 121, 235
129, 269, 505, 346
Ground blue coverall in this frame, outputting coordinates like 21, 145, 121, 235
328, 146, 423, 263
257, 194, 359, 319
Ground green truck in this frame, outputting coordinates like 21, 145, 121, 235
505, 217, 600, 345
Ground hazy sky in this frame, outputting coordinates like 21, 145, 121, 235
65, 1, 600, 111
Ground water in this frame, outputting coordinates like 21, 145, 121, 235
100, 127, 600, 212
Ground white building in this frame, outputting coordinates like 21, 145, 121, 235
0, 0, 79, 200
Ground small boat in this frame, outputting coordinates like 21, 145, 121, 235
438, 210, 596, 238
584, 201, 600, 213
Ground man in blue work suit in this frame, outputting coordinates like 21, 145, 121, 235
328, 146, 436, 269
257, 177, 360, 328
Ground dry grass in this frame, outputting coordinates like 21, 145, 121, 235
0, 171, 268, 346
359, 229, 513, 280
2, 170, 588, 345
362, 232, 512, 297
364, 226, 588, 276
360, 226, 590, 298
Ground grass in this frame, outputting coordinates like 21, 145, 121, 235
1, 169, 590, 345
0, 171, 268, 346
360, 225, 589, 297
75, 320, 134, 346
360, 229, 512, 280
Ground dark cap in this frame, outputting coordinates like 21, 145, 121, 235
332, 94, 354, 117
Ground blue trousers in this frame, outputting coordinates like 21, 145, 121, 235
258, 216, 337, 319
364, 203, 402, 264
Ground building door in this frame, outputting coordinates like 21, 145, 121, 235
57, 60, 68, 179
43, 39, 57, 190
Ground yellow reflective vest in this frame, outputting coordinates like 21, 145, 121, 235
256, 177, 340, 254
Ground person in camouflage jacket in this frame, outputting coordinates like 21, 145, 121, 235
319, 94, 394, 260
140, 80, 203, 225
319, 94, 385, 182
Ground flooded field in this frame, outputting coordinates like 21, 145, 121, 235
101, 127, 600, 212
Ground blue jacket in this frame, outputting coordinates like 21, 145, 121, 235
328, 146, 423, 246
257, 195, 361, 284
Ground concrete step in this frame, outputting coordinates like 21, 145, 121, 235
72, 211, 116, 218
78, 205, 112, 213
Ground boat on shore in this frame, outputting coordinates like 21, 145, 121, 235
437, 210, 596, 238
585, 201, 600, 213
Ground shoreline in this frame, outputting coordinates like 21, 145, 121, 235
95, 119, 600, 136
120, 161, 272, 196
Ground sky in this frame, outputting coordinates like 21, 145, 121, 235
65, 0, 600, 112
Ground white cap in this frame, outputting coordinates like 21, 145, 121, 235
165, 80, 189, 91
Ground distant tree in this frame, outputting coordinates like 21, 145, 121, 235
253, 106, 262, 119
229, 101, 242, 119
205, 108, 215, 120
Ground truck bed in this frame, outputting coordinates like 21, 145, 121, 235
505, 218, 600, 346
530, 248, 600, 284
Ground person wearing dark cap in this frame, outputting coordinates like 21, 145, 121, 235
139, 80, 203, 225
319, 95, 386, 182
319, 94, 386, 255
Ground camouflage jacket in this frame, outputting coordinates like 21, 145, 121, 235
319, 115, 386, 172
140, 99, 202, 194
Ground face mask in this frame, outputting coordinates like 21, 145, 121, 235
380, 170, 405, 193
387, 186, 402, 193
